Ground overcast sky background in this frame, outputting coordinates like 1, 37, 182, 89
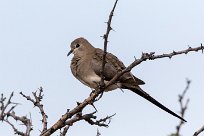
0, 0, 204, 136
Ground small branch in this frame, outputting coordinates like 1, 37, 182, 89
193, 125, 204, 136
106, 45, 203, 88
5, 119, 25, 136
20, 87, 48, 133
175, 79, 191, 136
40, 94, 101, 136
100, 0, 118, 88
0, 92, 17, 120
84, 113, 116, 127
60, 126, 69, 136
0, 93, 32, 136
169, 79, 191, 136
96, 129, 101, 136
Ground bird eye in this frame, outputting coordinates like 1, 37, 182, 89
76, 44, 80, 48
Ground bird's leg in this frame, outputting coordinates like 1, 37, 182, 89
89, 102, 98, 112
90, 81, 105, 101
95, 91, 104, 101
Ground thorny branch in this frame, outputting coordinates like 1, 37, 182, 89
41, 100, 115, 136
100, 0, 118, 88
106, 44, 204, 88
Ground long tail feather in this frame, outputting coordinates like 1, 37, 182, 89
124, 85, 186, 122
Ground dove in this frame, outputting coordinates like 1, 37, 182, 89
67, 37, 186, 122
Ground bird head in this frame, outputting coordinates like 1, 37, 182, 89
67, 37, 94, 57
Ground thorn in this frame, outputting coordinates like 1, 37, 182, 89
201, 43, 203, 53
112, 28, 116, 32
76, 102, 81, 106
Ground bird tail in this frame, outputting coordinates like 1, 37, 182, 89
123, 85, 186, 122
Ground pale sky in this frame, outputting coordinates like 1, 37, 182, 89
0, 0, 204, 136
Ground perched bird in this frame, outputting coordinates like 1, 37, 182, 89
67, 37, 186, 122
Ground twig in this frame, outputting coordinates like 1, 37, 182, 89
0, 92, 17, 120
20, 87, 48, 133
96, 129, 101, 136
0, 93, 32, 136
60, 126, 70, 136
193, 125, 204, 136
100, 0, 118, 88
84, 113, 116, 127
171, 79, 191, 136
5, 119, 25, 136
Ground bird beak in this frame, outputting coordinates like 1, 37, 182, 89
67, 49, 73, 56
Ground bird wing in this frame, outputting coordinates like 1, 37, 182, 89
91, 48, 145, 85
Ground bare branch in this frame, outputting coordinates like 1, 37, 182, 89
20, 87, 48, 133
0, 92, 17, 120
106, 45, 203, 88
170, 79, 191, 136
40, 94, 98, 136
5, 119, 25, 136
60, 126, 69, 136
0, 93, 32, 136
84, 113, 115, 127
100, 0, 118, 88
96, 129, 101, 136
175, 79, 191, 136
193, 125, 204, 136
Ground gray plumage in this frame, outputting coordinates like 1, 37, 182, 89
67, 37, 186, 122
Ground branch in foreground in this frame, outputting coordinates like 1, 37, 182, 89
100, 0, 118, 88
106, 44, 204, 88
